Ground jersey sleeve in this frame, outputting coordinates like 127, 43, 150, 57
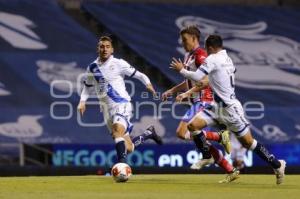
119, 59, 137, 77
194, 49, 207, 67
199, 56, 216, 74
80, 65, 95, 102
83, 66, 95, 87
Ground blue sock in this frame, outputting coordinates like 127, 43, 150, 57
132, 129, 152, 148
192, 131, 212, 159
115, 137, 127, 163
251, 140, 281, 169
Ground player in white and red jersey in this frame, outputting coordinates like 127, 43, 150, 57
171, 34, 286, 184
162, 26, 235, 175
77, 36, 162, 164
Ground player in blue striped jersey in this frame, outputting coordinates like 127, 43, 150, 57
77, 36, 162, 163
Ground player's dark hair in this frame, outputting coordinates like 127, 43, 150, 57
180, 26, 201, 41
205, 35, 223, 48
99, 36, 113, 44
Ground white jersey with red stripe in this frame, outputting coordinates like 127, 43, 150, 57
183, 47, 213, 103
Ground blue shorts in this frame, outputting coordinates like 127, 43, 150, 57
181, 101, 211, 123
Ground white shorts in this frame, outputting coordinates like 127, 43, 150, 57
196, 100, 250, 137
102, 102, 133, 135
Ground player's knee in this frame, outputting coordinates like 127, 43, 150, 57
241, 142, 250, 149
240, 138, 253, 149
187, 122, 198, 132
112, 125, 125, 138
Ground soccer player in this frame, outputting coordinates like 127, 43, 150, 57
77, 36, 162, 164
171, 34, 286, 184
162, 26, 235, 175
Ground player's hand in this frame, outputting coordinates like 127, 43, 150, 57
146, 84, 157, 98
170, 57, 184, 72
161, 89, 173, 101
77, 101, 86, 116
175, 93, 189, 103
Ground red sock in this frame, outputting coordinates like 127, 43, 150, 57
205, 131, 220, 142
218, 158, 234, 173
209, 145, 234, 173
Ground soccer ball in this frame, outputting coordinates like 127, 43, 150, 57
111, 163, 132, 182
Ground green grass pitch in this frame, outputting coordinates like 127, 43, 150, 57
0, 174, 299, 199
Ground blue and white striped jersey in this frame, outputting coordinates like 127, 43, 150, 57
80, 55, 150, 108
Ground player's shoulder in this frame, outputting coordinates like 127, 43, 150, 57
193, 48, 207, 57
87, 58, 98, 71
111, 57, 130, 66
203, 53, 214, 64
204, 50, 227, 67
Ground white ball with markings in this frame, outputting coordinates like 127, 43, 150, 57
111, 163, 132, 182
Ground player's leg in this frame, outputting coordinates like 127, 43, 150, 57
191, 128, 235, 174
177, 119, 231, 154
224, 102, 285, 184
176, 121, 191, 140
231, 134, 246, 170
111, 122, 128, 163
131, 125, 163, 148
123, 133, 134, 153
190, 143, 234, 172
110, 102, 134, 163
237, 130, 285, 184
180, 102, 229, 147
208, 144, 240, 183
187, 115, 212, 159
205, 125, 231, 154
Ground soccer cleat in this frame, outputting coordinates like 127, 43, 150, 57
220, 130, 231, 154
274, 160, 286, 185
190, 156, 215, 170
218, 168, 240, 183
147, 125, 163, 145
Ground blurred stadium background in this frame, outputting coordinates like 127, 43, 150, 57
0, 0, 299, 176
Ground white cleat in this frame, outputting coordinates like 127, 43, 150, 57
190, 157, 215, 170
218, 169, 240, 183
274, 160, 286, 185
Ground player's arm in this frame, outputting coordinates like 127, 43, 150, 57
120, 59, 156, 96
131, 70, 157, 96
175, 76, 209, 102
162, 81, 187, 101
170, 57, 211, 82
77, 71, 95, 116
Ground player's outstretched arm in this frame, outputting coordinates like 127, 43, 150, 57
195, 75, 209, 89
131, 70, 157, 97
77, 101, 86, 116
161, 81, 187, 101
176, 75, 209, 102
170, 57, 206, 82
175, 85, 200, 102
78, 85, 89, 116
78, 77, 94, 116
146, 83, 157, 97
